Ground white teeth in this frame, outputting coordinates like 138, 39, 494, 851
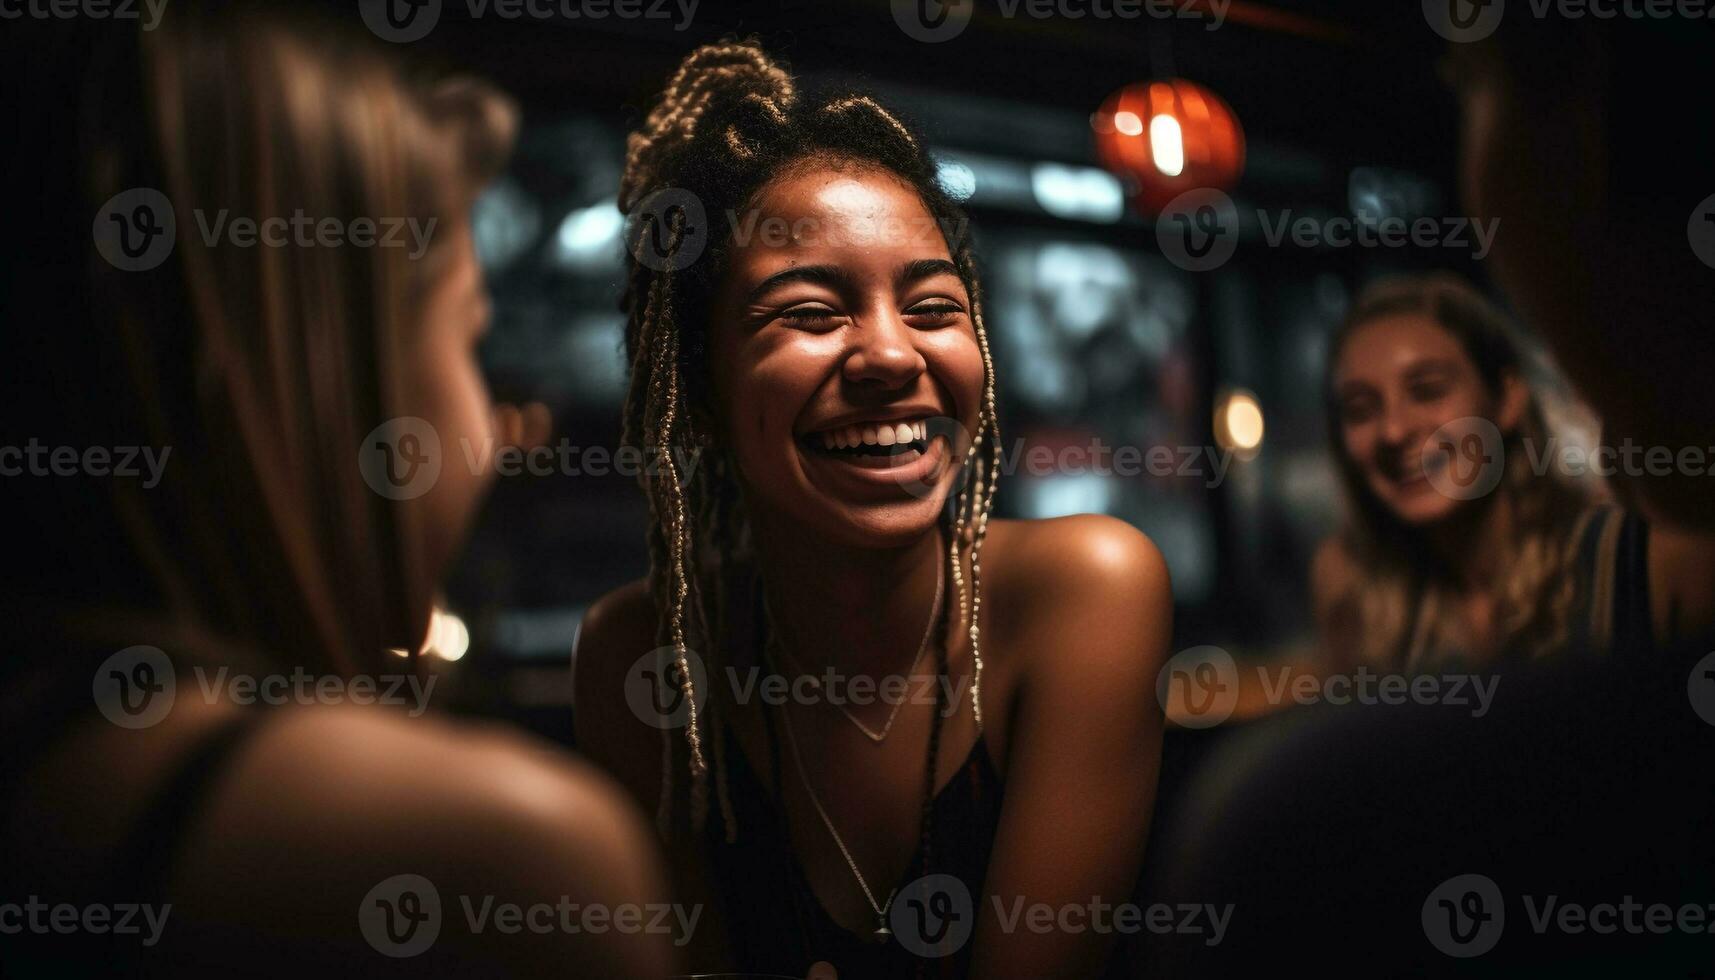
814, 419, 931, 451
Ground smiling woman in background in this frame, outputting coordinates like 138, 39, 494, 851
1312, 272, 1712, 671
574, 40, 1171, 980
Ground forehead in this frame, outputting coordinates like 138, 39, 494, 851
1336, 313, 1469, 380
723, 164, 952, 280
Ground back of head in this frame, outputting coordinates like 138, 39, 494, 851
0, 1, 514, 682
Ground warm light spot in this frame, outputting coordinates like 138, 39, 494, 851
1215, 388, 1265, 457
424, 607, 471, 662
1149, 114, 1185, 177
1114, 110, 1144, 136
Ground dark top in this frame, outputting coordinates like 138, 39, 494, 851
0, 661, 273, 978
706, 716, 1006, 979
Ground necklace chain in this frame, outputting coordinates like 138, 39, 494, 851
760, 556, 947, 940
768, 559, 945, 745
775, 695, 897, 938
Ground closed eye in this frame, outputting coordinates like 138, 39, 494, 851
778, 304, 845, 330
904, 300, 965, 326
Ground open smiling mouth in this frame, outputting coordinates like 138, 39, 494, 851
800, 420, 934, 471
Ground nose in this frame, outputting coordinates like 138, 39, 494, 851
842, 308, 925, 390
1377, 396, 1417, 450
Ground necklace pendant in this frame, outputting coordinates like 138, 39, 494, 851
875, 921, 892, 940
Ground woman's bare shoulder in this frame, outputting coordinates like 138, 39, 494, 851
172, 704, 674, 974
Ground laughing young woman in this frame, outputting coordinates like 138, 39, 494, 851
573, 41, 1171, 980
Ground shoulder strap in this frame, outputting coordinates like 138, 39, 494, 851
111, 709, 274, 906
1608, 511, 1655, 660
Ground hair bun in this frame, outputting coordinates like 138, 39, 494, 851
620, 39, 797, 211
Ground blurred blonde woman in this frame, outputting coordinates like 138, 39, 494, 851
1313, 273, 1711, 671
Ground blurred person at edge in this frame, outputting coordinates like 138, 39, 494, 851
0, 4, 673, 978
1138, 15, 1715, 977
1312, 272, 1715, 672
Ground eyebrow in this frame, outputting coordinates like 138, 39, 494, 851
897, 258, 961, 288
745, 258, 963, 305
746, 265, 853, 305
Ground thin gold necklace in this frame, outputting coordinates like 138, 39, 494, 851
774, 691, 899, 941
764, 558, 945, 744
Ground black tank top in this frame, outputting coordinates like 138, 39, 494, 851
705, 716, 1005, 978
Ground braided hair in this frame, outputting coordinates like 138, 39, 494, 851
618, 40, 1002, 846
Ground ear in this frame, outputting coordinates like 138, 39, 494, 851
1495, 369, 1529, 435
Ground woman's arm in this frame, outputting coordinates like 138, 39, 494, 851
970, 515, 1172, 979
1310, 536, 1364, 673
1647, 527, 1715, 648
